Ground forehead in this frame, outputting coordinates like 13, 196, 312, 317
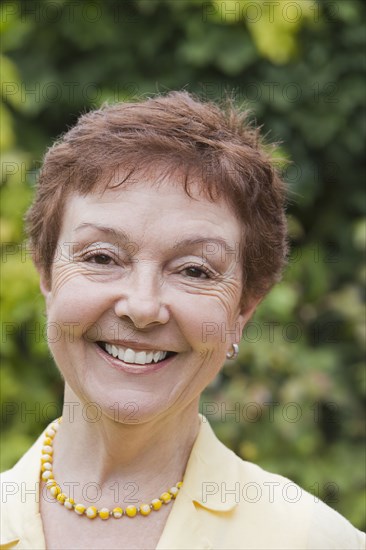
60, 180, 242, 251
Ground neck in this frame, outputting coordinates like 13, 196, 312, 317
51, 386, 200, 505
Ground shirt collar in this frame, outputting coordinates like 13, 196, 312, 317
179, 415, 239, 512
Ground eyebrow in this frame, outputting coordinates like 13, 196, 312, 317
74, 223, 130, 243
172, 237, 235, 252
74, 223, 235, 252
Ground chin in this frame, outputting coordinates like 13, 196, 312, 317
68, 381, 172, 426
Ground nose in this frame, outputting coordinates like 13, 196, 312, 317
113, 267, 169, 329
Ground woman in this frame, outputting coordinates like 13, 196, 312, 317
1, 92, 364, 550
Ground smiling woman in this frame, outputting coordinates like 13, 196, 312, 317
1, 92, 364, 550
40, 184, 248, 425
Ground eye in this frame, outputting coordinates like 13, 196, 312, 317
182, 265, 212, 279
84, 253, 115, 265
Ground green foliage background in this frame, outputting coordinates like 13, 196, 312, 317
1, 0, 365, 529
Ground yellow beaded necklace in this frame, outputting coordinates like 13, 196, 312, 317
40, 418, 183, 520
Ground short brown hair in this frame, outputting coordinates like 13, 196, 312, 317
26, 91, 288, 306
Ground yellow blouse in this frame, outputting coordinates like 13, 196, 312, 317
1, 417, 364, 549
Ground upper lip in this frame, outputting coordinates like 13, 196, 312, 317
98, 340, 175, 352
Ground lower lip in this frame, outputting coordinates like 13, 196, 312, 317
95, 344, 177, 375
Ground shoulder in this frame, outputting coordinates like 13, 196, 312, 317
1, 427, 47, 547
1, 464, 26, 546
234, 456, 365, 549
189, 418, 365, 549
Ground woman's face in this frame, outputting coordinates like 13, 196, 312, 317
41, 178, 255, 423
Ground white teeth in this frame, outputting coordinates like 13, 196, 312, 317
124, 349, 135, 363
134, 351, 147, 365
102, 344, 169, 365
153, 351, 161, 363
117, 348, 125, 361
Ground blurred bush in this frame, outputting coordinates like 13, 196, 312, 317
1, 0, 365, 529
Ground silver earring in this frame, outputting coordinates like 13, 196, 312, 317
226, 343, 239, 360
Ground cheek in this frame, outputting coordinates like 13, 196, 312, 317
173, 292, 240, 352
46, 278, 110, 340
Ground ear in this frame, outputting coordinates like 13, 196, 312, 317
38, 268, 52, 308
236, 296, 262, 336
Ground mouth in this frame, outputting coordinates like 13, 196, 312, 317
97, 342, 177, 366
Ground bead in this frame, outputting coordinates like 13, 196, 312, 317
49, 485, 61, 497
50, 422, 59, 431
169, 486, 179, 498
43, 437, 53, 446
112, 507, 123, 518
160, 492, 171, 504
45, 428, 56, 438
64, 498, 75, 509
176, 481, 183, 488
125, 505, 137, 517
139, 503, 151, 516
57, 493, 67, 503
151, 498, 162, 511
86, 506, 98, 519
75, 504, 86, 515
41, 470, 53, 481
45, 479, 56, 489
42, 445, 53, 454
42, 462, 53, 471
41, 454, 53, 463
98, 508, 110, 520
